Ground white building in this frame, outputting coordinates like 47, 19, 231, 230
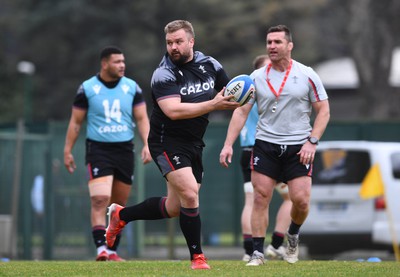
314, 47, 400, 89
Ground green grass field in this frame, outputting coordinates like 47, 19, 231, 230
1, 260, 399, 277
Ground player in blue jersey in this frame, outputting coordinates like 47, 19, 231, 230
220, 25, 330, 265
239, 54, 292, 262
63, 46, 152, 261
105, 20, 239, 270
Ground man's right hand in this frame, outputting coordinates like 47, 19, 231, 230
212, 89, 240, 111
64, 152, 76, 173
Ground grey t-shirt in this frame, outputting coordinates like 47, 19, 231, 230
249, 59, 328, 145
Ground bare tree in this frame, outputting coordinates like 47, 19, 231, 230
1, 0, 399, 121
346, 0, 400, 119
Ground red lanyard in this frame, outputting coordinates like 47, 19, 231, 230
266, 59, 293, 99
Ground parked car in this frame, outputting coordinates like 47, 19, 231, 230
301, 141, 400, 256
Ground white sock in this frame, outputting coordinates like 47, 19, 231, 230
97, 245, 107, 255
107, 249, 117, 255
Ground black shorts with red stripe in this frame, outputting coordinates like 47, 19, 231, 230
85, 139, 134, 184
149, 141, 204, 184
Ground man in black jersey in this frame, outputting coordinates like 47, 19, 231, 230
106, 20, 239, 270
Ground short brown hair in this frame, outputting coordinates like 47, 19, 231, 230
164, 20, 195, 38
267, 25, 292, 42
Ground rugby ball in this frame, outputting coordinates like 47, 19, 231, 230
224, 74, 255, 106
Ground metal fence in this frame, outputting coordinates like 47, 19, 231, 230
0, 120, 247, 260
1, 120, 400, 260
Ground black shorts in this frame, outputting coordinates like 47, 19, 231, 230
149, 141, 204, 184
240, 147, 253, 183
251, 139, 313, 183
85, 139, 134, 184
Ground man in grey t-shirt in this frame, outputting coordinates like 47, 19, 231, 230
220, 25, 330, 266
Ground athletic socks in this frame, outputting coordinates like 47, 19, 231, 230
243, 234, 253, 255
92, 225, 121, 251
288, 220, 302, 235
118, 199, 204, 260
252, 237, 265, 253
271, 231, 285, 249
179, 207, 203, 259
119, 197, 169, 222
97, 245, 107, 255
92, 225, 106, 248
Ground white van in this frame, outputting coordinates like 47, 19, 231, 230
301, 141, 400, 256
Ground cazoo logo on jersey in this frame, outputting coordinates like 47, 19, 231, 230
180, 81, 214, 95
99, 124, 128, 134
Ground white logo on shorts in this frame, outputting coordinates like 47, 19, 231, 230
93, 167, 99, 176
253, 156, 260, 166
173, 156, 181, 165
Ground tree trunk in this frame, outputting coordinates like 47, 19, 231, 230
347, 0, 397, 119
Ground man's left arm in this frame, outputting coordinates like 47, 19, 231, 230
299, 99, 330, 165
310, 99, 330, 140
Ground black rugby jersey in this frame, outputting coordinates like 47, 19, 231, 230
149, 51, 229, 146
